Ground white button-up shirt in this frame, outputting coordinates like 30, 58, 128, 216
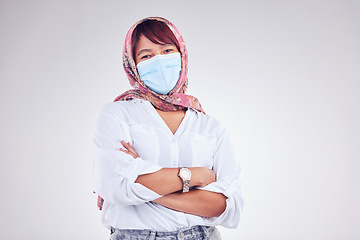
92, 99, 243, 231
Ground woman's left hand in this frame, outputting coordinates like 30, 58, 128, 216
120, 140, 138, 159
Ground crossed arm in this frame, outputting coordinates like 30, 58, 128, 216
120, 141, 227, 218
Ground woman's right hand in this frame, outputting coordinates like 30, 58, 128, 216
120, 140, 138, 159
190, 167, 216, 188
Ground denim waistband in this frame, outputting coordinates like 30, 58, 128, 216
110, 225, 215, 240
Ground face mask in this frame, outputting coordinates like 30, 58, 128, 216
136, 52, 182, 95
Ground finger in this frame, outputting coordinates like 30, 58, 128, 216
120, 149, 131, 155
123, 142, 135, 153
120, 140, 138, 158
126, 152, 136, 158
121, 140, 128, 148
121, 141, 133, 152
120, 149, 136, 158
125, 142, 135, 151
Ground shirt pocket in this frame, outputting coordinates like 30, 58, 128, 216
129, 125, 160, 164
190, 134, 217, 169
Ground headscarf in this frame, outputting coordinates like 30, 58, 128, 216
114, 16, 205, 114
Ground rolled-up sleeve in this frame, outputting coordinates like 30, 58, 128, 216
198, 128, 244, 228
92, 109, 163, 206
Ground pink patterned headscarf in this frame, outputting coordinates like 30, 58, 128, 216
114, 16, 204, 113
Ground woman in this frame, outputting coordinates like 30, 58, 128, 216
92, 16, 243, 240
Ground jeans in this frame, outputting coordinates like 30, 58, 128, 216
110, 225, 222, 240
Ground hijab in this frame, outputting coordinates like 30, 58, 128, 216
114, 16, 205, 114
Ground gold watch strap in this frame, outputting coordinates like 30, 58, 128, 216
183, 180, 190, 192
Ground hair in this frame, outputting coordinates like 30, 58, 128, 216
131, 19, 180, 59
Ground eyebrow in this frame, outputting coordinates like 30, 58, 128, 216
161, 43, 174, 47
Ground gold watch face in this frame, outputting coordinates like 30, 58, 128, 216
180, 168, 191, 180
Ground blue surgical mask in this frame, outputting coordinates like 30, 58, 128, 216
136, 52, 182, 95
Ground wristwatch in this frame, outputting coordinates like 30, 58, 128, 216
178, 167, 191, 192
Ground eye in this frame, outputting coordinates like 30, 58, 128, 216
164, 48, 174, 54
140, 54, 152, 60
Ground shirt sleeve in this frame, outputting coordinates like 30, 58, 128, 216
92, 109, 163, 207
198, 128, 244, 228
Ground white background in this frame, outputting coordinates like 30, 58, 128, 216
1, 0, 360, 239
